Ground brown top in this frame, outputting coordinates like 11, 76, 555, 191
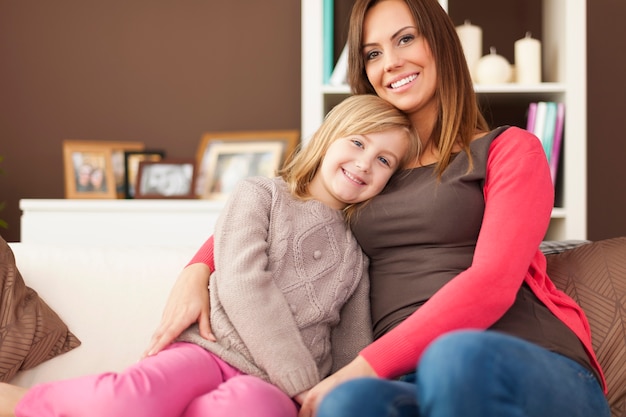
352, 127, 595, 380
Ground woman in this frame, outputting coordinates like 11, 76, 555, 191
146, 1, 610, 416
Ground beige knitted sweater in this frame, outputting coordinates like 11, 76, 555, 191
180, 176, 372, 397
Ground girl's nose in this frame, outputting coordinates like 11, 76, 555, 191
355, 158, 370, 172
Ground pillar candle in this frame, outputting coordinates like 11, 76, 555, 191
475, 47, 513, 84
514, 32, 542, 84
455, 20, 482, 81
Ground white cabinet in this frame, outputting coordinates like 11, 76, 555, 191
20, 199, 225, 247
301, 0, 586, 240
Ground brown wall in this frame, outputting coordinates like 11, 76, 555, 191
1, 1, 625, 242
587, 0, 626, 241
0, 1, 301, 242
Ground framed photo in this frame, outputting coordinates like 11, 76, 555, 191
135, 159, 197, 199
195, 130, 299, 196
63, 141, 117, 199
109, 142, 146, 197
123, 150, 166, 198
63, 140, 145, 199
201, 141, 285, 200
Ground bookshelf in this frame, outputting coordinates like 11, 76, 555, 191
300, 0, 587, 240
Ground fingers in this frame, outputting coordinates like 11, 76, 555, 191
143, 325, 179, 358
198, 311, 216, 342
298, 397, 314, 417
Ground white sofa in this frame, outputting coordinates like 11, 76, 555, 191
7, 242, 198, 388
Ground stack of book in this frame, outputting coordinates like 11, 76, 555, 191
526, 101, 565, 186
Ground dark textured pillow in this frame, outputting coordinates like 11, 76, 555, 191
0, 236, 81, 382
546, 237, 626, 417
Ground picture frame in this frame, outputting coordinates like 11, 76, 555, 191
123, 150, 166, 199
200, 140, 285, 200
135, 159, 197, 199
109, 141, 146, 197
63, 141, 118, 199
63, 140, 145, 199
195, 130, 299, 196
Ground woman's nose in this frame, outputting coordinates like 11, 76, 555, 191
384, 50, 403, 72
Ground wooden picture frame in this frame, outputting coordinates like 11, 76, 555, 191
63, 141, 117, 199
123, 150, 166, 198
135, 159, 197, 199
195, 130, 299, 196
63, 140, 145, 199
200, 140, 285, 200
109, 141, 146, 197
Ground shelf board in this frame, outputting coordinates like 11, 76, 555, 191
322, 82, 565, 95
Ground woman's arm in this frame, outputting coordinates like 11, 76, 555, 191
361, 127, 554, 378
299, 127, 555, 416
143, 238, 216, 357
298, 355, 377, 417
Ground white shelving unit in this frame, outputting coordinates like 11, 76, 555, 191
20, 199, 225, 247
301, 0, 586, 240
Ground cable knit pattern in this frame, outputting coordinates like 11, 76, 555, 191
179, 176, 372, 397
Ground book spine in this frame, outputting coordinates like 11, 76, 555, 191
323, 0, 334, 84
532, 101, 547, 157
526, 102, 538, 132
542, 101, 558, 162
549, 103, 565, 185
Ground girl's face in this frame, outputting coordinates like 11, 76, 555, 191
362, 0, 438, 120
309, 128, 409, 210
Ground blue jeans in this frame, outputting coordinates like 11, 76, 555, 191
317, 330, 610, 417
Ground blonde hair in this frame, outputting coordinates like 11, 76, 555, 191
279, 94, 419, 219
347, 0, 489, 177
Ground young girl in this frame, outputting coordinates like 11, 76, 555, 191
0, 94, 419, 417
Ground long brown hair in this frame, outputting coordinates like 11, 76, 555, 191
347, 0, 489, 176
279, 94, 419, 220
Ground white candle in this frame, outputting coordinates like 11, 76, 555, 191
514, 32, 542, 84
456, 20, 482, 81
475, 47, 513, 84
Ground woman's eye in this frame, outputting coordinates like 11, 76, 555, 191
365, 50, 380, 61
399, 34, 414, 45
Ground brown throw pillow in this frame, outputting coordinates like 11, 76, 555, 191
546, 237, 626, 417
0, 236, 81, 382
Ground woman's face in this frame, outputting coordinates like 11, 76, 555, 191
362, 0, 438, 120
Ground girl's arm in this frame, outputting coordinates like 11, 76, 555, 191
214, 178, 319, 397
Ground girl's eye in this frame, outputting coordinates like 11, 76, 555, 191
378, 156, 390, 167
351, 139, 364, 148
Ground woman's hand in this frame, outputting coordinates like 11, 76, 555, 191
298, 355, 378, 417
142, 263, 214, 358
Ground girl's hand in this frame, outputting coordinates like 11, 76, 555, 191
298, 355, 377, 417
142, 263, 214, 358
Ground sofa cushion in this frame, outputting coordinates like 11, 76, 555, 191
0, 236, 81, 382
546, 237, 626, 417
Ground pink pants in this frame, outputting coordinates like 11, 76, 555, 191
15, 342, 298, 417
